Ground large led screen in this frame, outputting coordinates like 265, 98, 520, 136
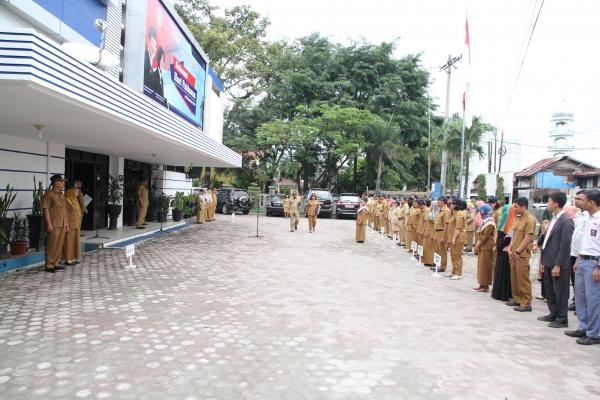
144, 0, 206, 128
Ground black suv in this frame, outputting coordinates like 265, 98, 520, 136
216, 187, 252, 215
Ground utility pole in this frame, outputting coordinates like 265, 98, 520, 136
440, 54, 462, 195
427, 95, 432, 192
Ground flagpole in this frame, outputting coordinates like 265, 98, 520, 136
459, 107, 466, 198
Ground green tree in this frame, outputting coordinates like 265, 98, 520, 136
476, 174, 487, 199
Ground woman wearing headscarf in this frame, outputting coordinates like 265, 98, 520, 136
355, 200, 369, 243
473, 200, 485, 254
305, 193, 319, 233
492, 204, 516, 300
474, 204, 496, 292
63, 184, 82, 266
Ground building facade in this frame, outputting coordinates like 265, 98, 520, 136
0, 0, 240, 229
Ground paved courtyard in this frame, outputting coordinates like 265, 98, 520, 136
0, 213, 598, 400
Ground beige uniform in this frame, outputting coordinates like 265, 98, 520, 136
288, 196, 301, 231
136, 184, 149, 228
356, 206, 368, 242
449, 210, 467, 276
433, 207, 450, 270
422, 209, 435, 265
477, 221, 496, 288
306, 199, 319, 232
196, 193, 207, 223
42, 190, 67, 269
63, 189, 82, 263
510, 211, 536, 307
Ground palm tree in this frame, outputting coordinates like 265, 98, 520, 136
443, 115, 495, 197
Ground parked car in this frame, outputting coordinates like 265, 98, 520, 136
301, 188, 333, 218
266, 193, 286, 217
335, 193, 361, 218
216, 187, 252, 215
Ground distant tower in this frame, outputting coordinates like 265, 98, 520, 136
548, 104, 574, 157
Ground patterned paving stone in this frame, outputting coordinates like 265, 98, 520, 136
0, 214, 598, 399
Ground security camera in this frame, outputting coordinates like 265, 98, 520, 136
94, 19, 108, 32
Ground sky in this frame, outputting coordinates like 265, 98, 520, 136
212, 0, 600, 173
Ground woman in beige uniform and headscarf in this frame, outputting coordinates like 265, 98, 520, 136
305, 193, 320, 233
355, 200, 368, 243
63, 184, 82, 266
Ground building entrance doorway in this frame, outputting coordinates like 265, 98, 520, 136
65, 149, 109, 231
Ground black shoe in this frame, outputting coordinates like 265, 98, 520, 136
54, 265, 66, 270
568, 302, 576, 311
64, 262, 74, 266
514, 305, 532, 312
548, 321, 568, 328
505, 300, 519, 307
136, 226, 146, 229
537, 315, 555, 322
565, 329, 586, 338
143, 223, 148, 226
576, 336, 600, 345
44, 267, 56, 273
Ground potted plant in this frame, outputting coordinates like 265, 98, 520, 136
9, 214, 28, 256
27, 176, 46, 250
0, 183, 17, 258
184, 193, 197, 218
122, 179, 138, 226
106, 175, 123, 230
171, 191, 185, 222
156, 193, 171, 223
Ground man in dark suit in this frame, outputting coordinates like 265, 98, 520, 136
537, 192, 574, 328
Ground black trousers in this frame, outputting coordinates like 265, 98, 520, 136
543, 265, 571, 323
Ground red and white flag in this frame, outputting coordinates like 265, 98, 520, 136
463, 16, 472, 128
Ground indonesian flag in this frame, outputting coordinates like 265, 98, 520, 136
463, 16, 472, 128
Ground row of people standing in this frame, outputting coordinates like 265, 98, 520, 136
360, 190, 600, 346
43, 175, 86, 272
196, 188, 217, 224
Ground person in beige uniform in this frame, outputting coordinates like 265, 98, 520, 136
448, 199, 468, 280
283, 194, 290, 219
42, 174, 69, 273
367, 196, 375, 228
355, 200, 368, 243
373, 196, 384, 231
210, 188, 218, 221
63, 184, 82, 266
433, 196, 450, 272
397, 198, 409, 246
305, 193, 319, 233
465, 202, 476, 252
288, 191, 301, 232
405, 198, 416, 252
136, 178, 149, 229
507, 197, 536, 312
422, 200, 435, 266
475, 204, 496, 291
196, 189, 207, 224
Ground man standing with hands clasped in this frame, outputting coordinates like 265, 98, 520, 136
537, 192, 574, 328
566, 189, 600, 345
508, 197, 536, 312
42, 174, 69, 273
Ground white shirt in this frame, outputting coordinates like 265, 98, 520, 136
542, 210, 564, 250
578, 210, 600, 256
571, 210, 590, 257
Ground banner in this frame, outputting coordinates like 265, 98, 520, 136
144, 0, 206, 128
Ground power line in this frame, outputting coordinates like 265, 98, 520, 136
499, 0, 545, 127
